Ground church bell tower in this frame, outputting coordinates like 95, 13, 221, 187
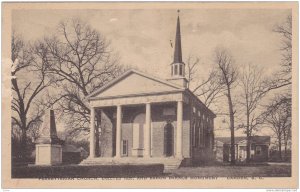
167, 10, 188, 88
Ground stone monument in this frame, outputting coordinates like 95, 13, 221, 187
35, 109, 63, 165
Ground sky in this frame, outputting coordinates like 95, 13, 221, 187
12, 8, 291, 138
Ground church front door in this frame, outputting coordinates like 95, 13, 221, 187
164, 123, 174, 157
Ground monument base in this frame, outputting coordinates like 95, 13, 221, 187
35, 144, 62, 165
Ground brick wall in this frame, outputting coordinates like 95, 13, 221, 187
188, 95, 215, 163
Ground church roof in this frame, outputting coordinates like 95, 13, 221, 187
85, 69, 185, 100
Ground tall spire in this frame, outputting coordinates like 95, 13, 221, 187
167, 10, 188, 88
173, 10, 182, 63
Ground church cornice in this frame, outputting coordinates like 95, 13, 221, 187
89, 89, 185, 101
89, 91, 187, 107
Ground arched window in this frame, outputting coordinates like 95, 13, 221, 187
199, 118, 202, 146
171, 65, 173, 76
192, 121, 196, 147
174, 65, 178, 75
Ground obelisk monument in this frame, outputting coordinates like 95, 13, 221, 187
35, 109, 63, 165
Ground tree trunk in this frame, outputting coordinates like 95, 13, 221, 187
283, 131, 287, 161
246, 111, 250, 163
21, 128, 27, 161
227, 88, 235, 165
278, 134, 282, 161
246, 135, 250, 163
284, 142, 287, 161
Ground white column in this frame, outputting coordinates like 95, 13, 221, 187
144, 103, 151, 157
115, 105, 122, 158
89, 107, 95, 158
176, 101, 183, 158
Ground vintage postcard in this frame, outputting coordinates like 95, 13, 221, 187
1, 2, 298, 189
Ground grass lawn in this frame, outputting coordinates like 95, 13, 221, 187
165, 164, 291, 177
12, 163, 291, 178
12, 164, 164, 178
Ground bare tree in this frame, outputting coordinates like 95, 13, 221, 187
193, 71, 225, 108
186, 55, 200, 89
214, 48, 238, 165
264, 14, 292, 92
263, 96, 291, 161
186, 55, 225, 108
11, 33, 53, 160
11, 120, 23, 161
274, 14, 292, 80
238, 64, 266, 162
27, 112, 43, 142
257, 15, 292, 162
42, 18, 124, 155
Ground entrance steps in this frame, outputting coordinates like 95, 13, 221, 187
80, 157, 183, 170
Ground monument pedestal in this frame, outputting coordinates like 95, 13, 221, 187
35, 144, 62, 165
35, 109, 64, 165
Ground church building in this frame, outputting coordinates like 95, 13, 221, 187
82, 12, 216, 169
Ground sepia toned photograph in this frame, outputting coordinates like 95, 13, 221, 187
1, 2, 298, 189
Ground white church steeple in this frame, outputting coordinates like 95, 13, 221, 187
167, 10, 188, 88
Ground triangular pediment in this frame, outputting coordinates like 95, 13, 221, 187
87, 70, 183, 99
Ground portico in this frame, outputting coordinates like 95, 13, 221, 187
88, 84, 187, 160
